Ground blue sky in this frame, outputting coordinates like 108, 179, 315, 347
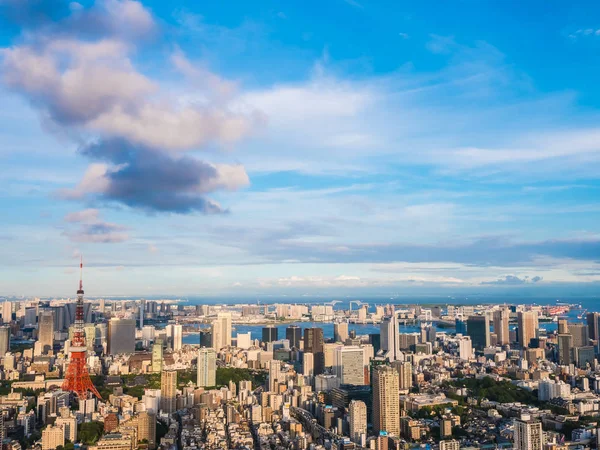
1, 0, 600, 297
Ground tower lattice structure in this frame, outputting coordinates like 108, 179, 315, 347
62, 258, 102, 400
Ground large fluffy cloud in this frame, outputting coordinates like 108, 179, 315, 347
0, 0, 258, 215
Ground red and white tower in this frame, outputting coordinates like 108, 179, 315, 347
62, 257, 102, 400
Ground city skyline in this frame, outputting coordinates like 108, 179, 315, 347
2, 1, 600, 296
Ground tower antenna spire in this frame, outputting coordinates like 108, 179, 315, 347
79, 255, 83, 291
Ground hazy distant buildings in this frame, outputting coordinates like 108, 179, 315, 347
107, 318, 135, 355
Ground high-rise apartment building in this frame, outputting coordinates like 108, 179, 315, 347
38, 310, 55, 354
137, 411, 156, 449
493, 308, 510, 345
0, 326, 10, 357
458, 336, 473, 361
268, 360, 282, 392
1, 302, 11, 324
467, 315, 490, 350
160, 370, 177, 414
304, 328, 325, 375
558, 319, 569, 334
334, 322, 349, 343
440, 440, 460, 450
303, 352, 314, 377
333, 346, 364, 386
166, 324, 183, 351
373, 365, 400, 436
42, 425, 64, 450
107, 318, 135, 355
348, 400, 367, 445
211, 312, 232, 350
55, 408, 77, 442
514, 416, 544, 450
518, 311, 538, 348
197, 348, 216, 387
152, 340, 163, 372
393, 361, 413, 391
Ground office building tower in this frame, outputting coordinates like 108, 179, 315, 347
199, 329, 212, 348
518, 311, 538, 348
0, 326, 10, 357
455, 318, 467, 335
575, 346, 595, 368
160, 370, 177, 414
586, 312, 599, 342
38, 310, 55, 354
493, 308, 510, 345
42, 425, 64, 450
107, 318, 135, 355
349, 400, 367, 445
237, 332, 252, 349
467, 315, 490, 350
197, 348, 216, 387
514, 416, 544, 450
333, 346, 364, 386
373, 365, 400, 436
558, 319, 569, 335
303, 352, 314, 377
1, 302, 10, 324
211, 312, 232, 350
24, 307, 37, 326
304, 327, 325, 375
569, 323, 589, 348
262, 325, 278, 344
380, 316, 400, 361
334, 322, 349, 343
557, 334, 573, 365
152, 340, 163, 373
139, 299, 145, 329
286, 326, 302, 349
268, 360, 282, 392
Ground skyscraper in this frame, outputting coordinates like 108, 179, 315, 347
137, 411, 156, 449
152, 340, 163, 373
211, 312, 232, 350
0, 326, 11, 357
302, 352, 314, 377
586, 312, 600, 343
518, 311, 538, 348
380, 316, 399, 361
493, 308, 510, 345
38, 310, 55, 354
107, 318, 135, 355
1, 301, 11, 324
286, 325, 301, 349
167, 324, 183, 351
349, 400, 367, 445
458, 336, 473, 360
160, 370, 177, 414
558, 318, 569, 334
568, 323, 589, 348
262, 325, 278, 344
557, 334, 573, 365
333, 346, 364, 385
197, 348, 216, 387
268, 359, 282, 392
334, 322, 349, 343
514, 416, 544, 450
467, 315, 490, 350
394, 361, 413, 391
304, 328, 325, 375
373, 365, 400, 436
